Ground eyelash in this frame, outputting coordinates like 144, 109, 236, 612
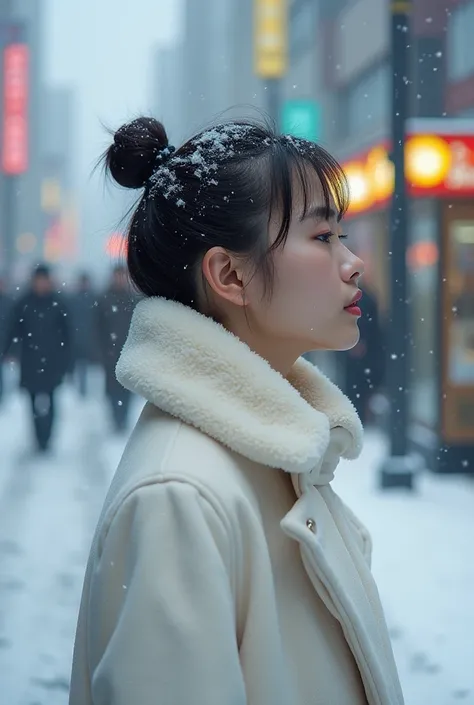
315, 232, 349, 244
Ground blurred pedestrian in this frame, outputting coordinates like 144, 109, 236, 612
344, 284, 384, 425
70, 272, 98, 397
96, 264, 135, 432
2, 264, 71, 452
70, 117, 403, 705
0, 276, 14, 405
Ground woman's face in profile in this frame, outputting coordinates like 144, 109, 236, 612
244, 173, 365, 356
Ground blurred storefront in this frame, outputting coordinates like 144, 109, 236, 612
301, 0, 474, 472
341, 118, 474, 473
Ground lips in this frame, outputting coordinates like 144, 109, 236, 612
345, 290, 362, 309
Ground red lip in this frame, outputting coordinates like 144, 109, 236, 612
345, 305, 361, 317
345, 290, 362, 308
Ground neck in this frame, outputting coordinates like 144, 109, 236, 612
223, 314, 302, 377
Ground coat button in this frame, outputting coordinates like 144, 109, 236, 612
306, 518, 316, 533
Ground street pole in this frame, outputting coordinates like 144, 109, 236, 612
2, 176, 16, 286
266, 78, 281, 131
379, 0, 420, 489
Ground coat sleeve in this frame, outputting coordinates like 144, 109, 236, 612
87, 480, 247, 705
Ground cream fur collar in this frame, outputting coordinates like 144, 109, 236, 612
116, 298, 363, 475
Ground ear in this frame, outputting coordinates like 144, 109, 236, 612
201, 247, 246, 307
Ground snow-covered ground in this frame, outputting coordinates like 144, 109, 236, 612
0, 373, 143, 705
0, 375, 472, 704
334, 433, 474, 705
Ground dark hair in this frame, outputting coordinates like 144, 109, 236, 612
104, 116, 349, 309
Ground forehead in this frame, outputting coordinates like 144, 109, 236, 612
290, 168, 339, 222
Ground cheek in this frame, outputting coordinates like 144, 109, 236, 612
258, 247, 338, 331
277, 246, 336, 300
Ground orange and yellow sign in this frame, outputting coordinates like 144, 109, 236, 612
343, 132, 474, 217
254, 0, 287, 78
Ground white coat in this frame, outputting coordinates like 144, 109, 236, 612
69, 297, 404, 705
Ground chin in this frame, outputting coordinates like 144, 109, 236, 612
307, 326, 360, 353
340, 328, 361, 351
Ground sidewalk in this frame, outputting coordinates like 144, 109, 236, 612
333, 431, 474, 705
0, 382, 120, 705
1, 382, 471, 704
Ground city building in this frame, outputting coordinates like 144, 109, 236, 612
175, 0, 233, 138
281, 0, 319, 134
226, 0, 267, 118
151, 0, 268, 143
0, 0, 44, 284
297, 0, 474, 473
446, 0, 474, 117
40, 86, 78, 271
152, 43, 186, 145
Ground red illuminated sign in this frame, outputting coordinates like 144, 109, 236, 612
343, 130, 474, 217
2, 43, 29, 174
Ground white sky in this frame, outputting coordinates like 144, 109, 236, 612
43, 0, 181, 270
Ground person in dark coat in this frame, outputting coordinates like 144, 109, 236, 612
70, 272, 98, 397
96, 265, 135, 432
0, 276, 13, 405
343, 285, 384, 425
2, 264, 71, 451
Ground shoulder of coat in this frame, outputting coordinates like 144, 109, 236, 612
103, 410, 259, 542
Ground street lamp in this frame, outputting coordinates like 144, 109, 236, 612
378, 0, 423, 490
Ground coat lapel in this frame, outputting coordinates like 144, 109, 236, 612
281, 488, 404, 705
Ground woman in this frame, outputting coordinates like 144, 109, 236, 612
69, 118, 403, 705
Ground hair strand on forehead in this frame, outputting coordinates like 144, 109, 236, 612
267, 136, 349, 255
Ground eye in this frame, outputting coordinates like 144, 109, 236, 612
314, 231, 333, 244
314, 232, 348, 244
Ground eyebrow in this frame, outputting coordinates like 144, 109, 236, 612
300, 205, 338, 223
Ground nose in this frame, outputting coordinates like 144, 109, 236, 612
341, 249, 364, 285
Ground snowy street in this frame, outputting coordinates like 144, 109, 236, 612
0, 377, 142, 705
335, 435, 474, 705
0, 381, 473, 705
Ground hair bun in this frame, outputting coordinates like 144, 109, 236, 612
105, 117, 169, 189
